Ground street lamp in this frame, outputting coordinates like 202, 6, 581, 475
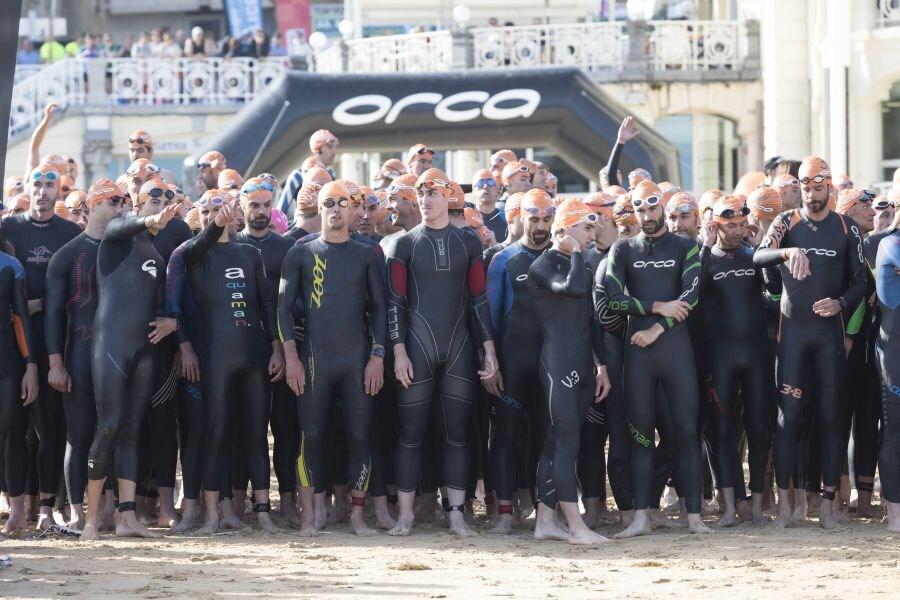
338, 19, 355, 40
452, 4, 472, 25
308, 31, 328, 51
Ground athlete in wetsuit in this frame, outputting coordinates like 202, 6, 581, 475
483, 189, 554, 533
0, 252, 38, 536
278, 180, 387, 536
178, 197, 283, 536
234, 177, 300, 526
698, 197, 771, 526
383, 168, 498, 537
874, 230, 900, 532
44, 186, 126, 530
603, 185, 712, 538
0, 164, 80, 530
80, 181, 180, 542
753, 156, 867, 529
527, 199, 610, 545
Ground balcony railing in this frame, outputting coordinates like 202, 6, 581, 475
880, 0, 900, 26
8, 57, 289, 142
315, 20, 759, 82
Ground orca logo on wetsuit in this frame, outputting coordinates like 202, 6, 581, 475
515, 274, 528, 282
801, 248, 837, 257
633, 259, 676, 268
713, 268, 756, 280
310, 253, 327, 309
225, 267, 249, 326
141, 259, 157, 278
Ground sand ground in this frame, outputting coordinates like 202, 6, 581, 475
1, 500, 897, 599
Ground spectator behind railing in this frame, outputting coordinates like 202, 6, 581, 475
248, 29, 270, 58
269, 32, 287, 57
156, 31, 183, 58
185, 26, 216, 58
39, 34, 67, 64
16, 38, 40, 65
132, 31, 154, 58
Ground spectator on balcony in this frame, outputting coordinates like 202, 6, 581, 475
248, 29, 270, 58
100, 33, 124, 58
79, 34, 101, 59
174, 29, 187, 49
185, 26, 214, 58
221, 36, 250, 59
39, 35, 67, 64
16, 39, 41, 65
150, 28, 163, 54
131, 32, 154, 59
155, 32, 183, 59
65, 34, 84, 58
115, 33, 133, 58
269, 32, 287, 57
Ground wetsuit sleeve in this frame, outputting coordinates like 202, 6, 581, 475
43, 249, 69, 356
605, 141, 623, 187
876, 234, 900, 308
588, 263, 605, 366
276, 245, 305, 343
277, 169, 303, 215
250, 247, 276, 342
840, 216, 868, 321
164, 244, 191, 345
604, 242, 654, 314
593, 255, 626, 337
365, 249, 388, 347
103, 215, 149, 242
466, 234, 495, 344
676, 242, 701, 309
542, 251, 588, 297
753, 212, 793, 266
180, 221, 225, 264
384, 235, 410, 347
485, 249, 510, 337
8, 260, 36, 363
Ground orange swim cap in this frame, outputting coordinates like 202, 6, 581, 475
553, 198, 596, 231
746, 186, 781, 219
87, 178, 122, 208
415, 168, 452, 197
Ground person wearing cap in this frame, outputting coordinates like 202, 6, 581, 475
489, 149, 517, 182
526, 198, 609, 545
171, 195, 284, 537
872, 196, 895, 235
4, 193, 30, 219
833, 175, 853, 192
613, 194, 638, 239
64, 190, 88, 230
463, 207, 495, 249
484, 192, 526, 271
698, 189, 724, 225
745, 186, 782, 248
382, 168, 498, 536
0, 164, 81, 531
79, 181, 180, 541
278, 180, 387, 537
696, 195, 771, 527
44, 179, 129, 531
753, 155, 868, 529
218, 169, 244, 191
603, 177, 711, 538
128, 130, 154, 163
406, 143, 435, 177
373, 193, 400, 237
764, 155, 785, 184
354, 185, 381, 242
772, 174, 802, 211
501, 161, 532, 198
483, 188, 555, 532
373, 158, 407, 192
873, 227, 900, 532
382, 174, 421, 234
231, 176, 301, 527
585, 192, 618, 252
276, 130, 339, 216
286, 167, 333, 241
543, 172, 559, 198
53, 201, 70, 221
195, 151, 227, 196
446, 181, 469, 230
664, 190, 701, 241
4, 175, 25, 201
471, 169, 507, 243
126, 158, 162, 202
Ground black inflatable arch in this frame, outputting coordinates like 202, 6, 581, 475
193, 67, 680, 186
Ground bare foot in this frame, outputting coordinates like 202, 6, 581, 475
2, 514, 27, 534
534, 519, 568, 541
651, 510, 683, 528
194, 515, 219, 536
256, 511, 281, 534
857, 502, 883, 519
737, 501, 752, 522
116, 512, 162, 538
68, 505, 86, 531
157, 507, 179, 528
98, 506, 116, 532
819, 502, 839, 530
488, 513, 513, 534
387, 512, 414, 536
517, 489, 535, 520
36, 510, 55, 531
279, 496, 303, 527
773, 502, 792, 528
712, 511, 739, 528
831, 501, 850, 525
350, 512, 377, 536
328, 495, 349, 525
620, 509, 634, 528
313, 495, 328, 530
568, 526, 609, 545
614, 513, 652, 539
447, 511, 476, 536
172, 505, 200, 533
219, 503, 244, 530
687, 514, 714, 534
374, 505, 396, 531
751, 498, 765, 525
79, 523, 100, 541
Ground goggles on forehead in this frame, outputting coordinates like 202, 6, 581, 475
414, 146, 434, 156
490, 154, 507, 166
106, 195, 125, 206
385, 183, 413, 195
547, 175, 558, 183
667, 203, 695, 215
349, 192, 366, 204
859, 190, 876, 203
874, 198, 893, 210
775, 178, 799, 188
382, 169, 403, 179
365, 194, 378, 205
522, 205, 556, 217
196, 161, 212, 170
129, 136, 151, 145
474, 178, 496, 189
628, 169, 649, 179
127, 162, 160, 176
32, 170, 59, 181
716, 206, 750, 219
199, 195, 227, 208
799, 175, 828, 185
322, 197, 349, 208
243, 181, 274, 195
581, 212, 599, 223
632, 195, 660, 208
147, 187, 176, 200
509, 165, 530, 176
415, 179, 449, 191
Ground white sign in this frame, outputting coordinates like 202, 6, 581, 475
332, 89, 541, 127
19, 17, 67, 39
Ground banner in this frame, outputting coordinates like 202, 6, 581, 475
0, 0, 24, 190
274, 0, 311, 41
224, 0, 264, 37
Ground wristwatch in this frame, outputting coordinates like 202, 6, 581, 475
370, 346, 385, 358
837, 297, 847, 310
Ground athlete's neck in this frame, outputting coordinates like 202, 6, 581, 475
423, 213, 450, 229
803, 205, 830, 222
322, 227, 349, 243
84, 220, 108, 239
521, 239, 549, 252
715, 240, 740, 251
27, 207, 53, 223
244, 226, 269, 239
476, 199, 496, 214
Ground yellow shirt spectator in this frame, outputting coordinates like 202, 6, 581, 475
40, 40, 67, 64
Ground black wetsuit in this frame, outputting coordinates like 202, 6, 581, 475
479, 208, 507, 245
285, 226, 310, 242
0, 253, 37, 498
179, 221, 276, 496
603, 231, 703, 513
277, 236, 386, 494
754, 208, 867, 493
44, 233, 100, 505
383, 224, 494, 494
234, 230, 298, 495
485, 240, 548, 503
0, 213, 80, 499
875, 232, 899, 503
698, 243, 771, 496
527, 249, 604, 508
89, 217, 165, 483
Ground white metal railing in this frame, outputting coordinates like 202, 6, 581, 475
106, 57, 289, 105
316, 31, 453, 73
9, 59, 85, 140
14, 64, 45, 84
880, 0, 900, 26
647, 21, 743, 71
471, 23, 626, 73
